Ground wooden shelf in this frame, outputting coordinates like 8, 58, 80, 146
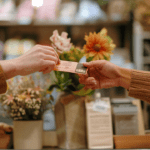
0, 19, 130, 27
143, 56, 150, 64
143, 31, 150, 39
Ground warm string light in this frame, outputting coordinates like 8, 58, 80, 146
32, 0, 43, 7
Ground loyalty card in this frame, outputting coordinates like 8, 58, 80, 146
54, 60, 87, 74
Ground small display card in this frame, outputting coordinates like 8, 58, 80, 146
54, 60, 87, 74
93, 100, 110, 113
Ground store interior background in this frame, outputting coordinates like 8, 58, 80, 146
0, 0, 150, 147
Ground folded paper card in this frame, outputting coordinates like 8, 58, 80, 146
54, 60, 87, 74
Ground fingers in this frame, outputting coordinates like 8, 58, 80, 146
42, 54, 58, 64
41, 45, 59, 58
42, 66, 53, 74
41, 60, 56, 74
84, 85, 96, 90
78, 74, 88, 84
38, 45, 60, 64
83, 60, 105, 69
79, 76, 97, 85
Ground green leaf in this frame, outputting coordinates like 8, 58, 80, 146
97, 0, 109, 6
87, 56, 94, 62
50, 95, 54, 101
63, 72, 70, 82
73, 88, 94, 96
62, 79, 72, 88
63, 53, 70, 61
106, 36, 112, 44
103, 55, 108, 60
48, 84, 60, 92
77, 84, 84, 90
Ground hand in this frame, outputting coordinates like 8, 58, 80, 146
0, 45, 60, 79
79, 60, 132, 90
15, 45, 60, 75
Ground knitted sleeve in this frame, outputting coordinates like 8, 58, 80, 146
128, 69, 150, 103
0, 65, 7, 94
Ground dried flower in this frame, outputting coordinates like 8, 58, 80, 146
3, 94, 14, 105
0, 76, 51, 121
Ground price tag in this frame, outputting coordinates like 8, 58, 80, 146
92, 100, 110, 113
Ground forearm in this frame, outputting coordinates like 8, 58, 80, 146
0, 59, 18, 80
119, 67, 150, 103
119, 67, 132, 90
128, 70, 150, 103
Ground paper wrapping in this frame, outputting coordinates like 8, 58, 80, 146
55, 93, 87, 149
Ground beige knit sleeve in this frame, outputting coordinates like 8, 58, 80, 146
129, 69, 150, 103
0, 65, 7, 94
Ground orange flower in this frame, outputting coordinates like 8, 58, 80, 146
83, 28, 116, 61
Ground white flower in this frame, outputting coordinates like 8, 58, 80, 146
22, 111, 26, 115
50, 30, 72, 53
33, 99, 36, 103
35, 104, 40, 109
34, 110, 39, 115
19, 108, 23, 112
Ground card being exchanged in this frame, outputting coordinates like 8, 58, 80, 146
54, 60, 87, 74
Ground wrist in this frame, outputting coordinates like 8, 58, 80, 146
118, 67, 132, 90
0, 59, 18, 80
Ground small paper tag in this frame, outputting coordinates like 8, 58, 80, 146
93, 100, 110, 113
54, 60, 87, 74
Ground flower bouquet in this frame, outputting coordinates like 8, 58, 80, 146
48, 28, 116, 97
0, 76, 53, 149
0, 76, 52, 121
48, 28, 116, 149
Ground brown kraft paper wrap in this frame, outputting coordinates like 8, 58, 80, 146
85, 97, 113, 149
54, 92, 87, 149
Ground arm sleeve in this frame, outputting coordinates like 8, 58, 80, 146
0, 65, 7, 94
128, 69, 150, 103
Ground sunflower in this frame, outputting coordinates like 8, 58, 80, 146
83, 28, 116, 61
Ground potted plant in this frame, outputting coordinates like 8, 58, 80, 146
0, 76, 53, 149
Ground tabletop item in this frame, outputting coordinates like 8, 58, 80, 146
86, 94, 113, 149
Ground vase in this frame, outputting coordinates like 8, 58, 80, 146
54, 92, 87, 149
13, 120, 43, 149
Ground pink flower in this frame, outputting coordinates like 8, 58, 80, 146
3, 94, 14, 105
50, 30, 72, 53
25, 94, 31, 103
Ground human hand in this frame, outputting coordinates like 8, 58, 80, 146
0, 45, 60, 79
79, 60, 132, 90
14, 45, 60, 76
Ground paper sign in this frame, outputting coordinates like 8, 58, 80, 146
93, 100, 110, 113
54, 60, 87, 74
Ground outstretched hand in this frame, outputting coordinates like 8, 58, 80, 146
0, 45, 60, 79
79, 60, 131, 90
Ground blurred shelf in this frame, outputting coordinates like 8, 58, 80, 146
0, 19, 130, 27
143, 31, 150, 39
144, 56, 150, 64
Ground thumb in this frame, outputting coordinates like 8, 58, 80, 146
83, 62, 90, 68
